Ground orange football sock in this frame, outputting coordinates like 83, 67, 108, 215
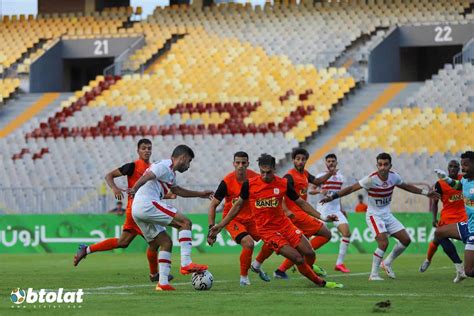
278, 258, 295, 272
147, 248, 158, 275
240, 247, 254, 277
310, 236, 330, 250
255, 243, 273, 264
296, 263, 325, 286
89, 238, 118, 253
427, 241, 439, 262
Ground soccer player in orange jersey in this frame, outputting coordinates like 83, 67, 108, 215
208, 151, 273, 285
73, 139, 173, 282
419, 160, 467, 283
274, 148, 337, 279
209, 154, 343, 289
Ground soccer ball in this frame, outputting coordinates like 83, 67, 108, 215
191, 270, 213, 290
10, 288, 26, 304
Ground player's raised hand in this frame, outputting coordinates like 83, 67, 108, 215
325, 214, 339, 222
434, 169, 448, 180
201, 190, 214, 200
427, 189, 441, 200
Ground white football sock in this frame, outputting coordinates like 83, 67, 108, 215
336, 237, 350, 265
371, 248, 385, 276
384, 242, 407, 266
158, 251, 172, 285
179, 230, 193, 267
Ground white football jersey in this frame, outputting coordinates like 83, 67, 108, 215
317, 171, 344, 213
133, 159, 177, 203
358, 171, 403, 216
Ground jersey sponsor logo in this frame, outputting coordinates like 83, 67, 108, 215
274, 188, 280, 195
375, 196, 392, 206
448, 194, 464, 202
300, 188, 307, 195
464, 197, 474, 207
231, 197, 239, 205
255, 197, 279, 208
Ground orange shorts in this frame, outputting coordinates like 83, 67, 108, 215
439, 215, 468, 226
290, 212, 324, 237
123, 212, 143, 236
226, 219, 260, 244
260, 222, 303, 254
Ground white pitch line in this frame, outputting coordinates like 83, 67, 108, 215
84, 265, 454, 293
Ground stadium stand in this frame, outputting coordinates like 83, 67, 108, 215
0, 78, 20, 104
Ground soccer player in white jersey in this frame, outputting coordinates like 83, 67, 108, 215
321, 153, 439, 280
315, 153, 352, 273
130, 144, 213, 291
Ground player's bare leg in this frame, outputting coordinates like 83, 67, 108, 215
279, 237, 342, 288
152, 231, 175, 291
335, 223, 351, 273
250, 243, 272, 282
239, 235, 255, 286
369, 233, 389, 281
275, 226, 330, 279
171, 212, 208, 274
381, 229, 411, 279
427, 223, 467, 282
74, 231, 136, 266
464, 249, 474, 277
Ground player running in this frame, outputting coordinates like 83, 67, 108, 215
435, 151, 474, 278
209, 154, 343, 289
419, 160, 467, 283
315, 153, 352, 273
274, 148, 337, 279
321, 152, 439, 281
73, 139, 173, 282
130, 144, 212, 291
208, 151, 273, 286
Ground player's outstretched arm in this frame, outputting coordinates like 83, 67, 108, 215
104, 168, 126, 200
310, 168, 338, 186
434, 169, 463, 190
294, 198, 337, 222
171, 186, 214, 199
320, 183, 362, 204
397, 183, 440, 199
128, 170, 156, 196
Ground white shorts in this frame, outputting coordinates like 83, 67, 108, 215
321, 209, 348, 227
132, 199, 177, 242
366, 213, 405, 236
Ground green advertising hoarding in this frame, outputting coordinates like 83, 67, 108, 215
0, 213, 462, 254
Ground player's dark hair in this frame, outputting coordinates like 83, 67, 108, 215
137, 138, 151, 149
461, 151, 474, 161
257, 153, 276, 169
325, 153, 337, 160
376, 152, 392, 163
172, 144, 195, 159
292, 148, 309, 159
357, 194, 364, 200
234, 151, 249, 160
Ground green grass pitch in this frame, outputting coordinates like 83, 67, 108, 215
1, 252, 472, 315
